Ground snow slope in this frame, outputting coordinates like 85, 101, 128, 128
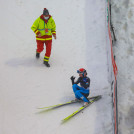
111, 0, 134, 134
0, 0, 113, 134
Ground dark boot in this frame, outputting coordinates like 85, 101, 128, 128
43, 61, 50, 67
36, 52, 40, 59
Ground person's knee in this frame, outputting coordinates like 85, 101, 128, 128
37, 46, 44, 53
72, 84, 78, 92
72, 84, 77, 88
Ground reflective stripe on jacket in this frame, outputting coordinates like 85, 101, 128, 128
31, 15, 56, 41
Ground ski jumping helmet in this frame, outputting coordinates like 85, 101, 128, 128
77, 68, 87, 76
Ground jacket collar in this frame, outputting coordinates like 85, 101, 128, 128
40, 14, 51, 23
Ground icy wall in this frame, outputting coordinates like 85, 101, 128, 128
111, 0, 134, 134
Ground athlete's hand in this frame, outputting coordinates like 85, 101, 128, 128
70, 76, 75, 81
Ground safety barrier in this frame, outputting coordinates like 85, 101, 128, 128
106, 0, 118, 134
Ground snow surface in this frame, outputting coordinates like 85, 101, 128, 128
0, 0, 113, 134
111, 0, 134, 134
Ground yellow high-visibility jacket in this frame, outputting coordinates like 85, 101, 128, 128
31, 15, 56, 41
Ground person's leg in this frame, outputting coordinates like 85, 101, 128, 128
36, 40, 44, 58
72, 84, 79, 93
36, 40, 44, 53
74, 87, 89, 102
72, 84, 81, 99
81, 92, 89, 98
75, 91, 89, 102
44, 40, 52, 62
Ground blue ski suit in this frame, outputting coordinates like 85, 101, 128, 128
71, 76, 90, 102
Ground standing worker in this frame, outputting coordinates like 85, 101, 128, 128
31, 8, 56, 67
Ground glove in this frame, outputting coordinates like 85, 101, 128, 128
70, 76, 75, 85
70, 76, 75, 81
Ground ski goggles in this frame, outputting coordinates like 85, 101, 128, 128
77, 70, 86, 74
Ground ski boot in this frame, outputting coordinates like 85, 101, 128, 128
84, 101, 90, 106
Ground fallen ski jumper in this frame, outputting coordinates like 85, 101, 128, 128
70, 68, 90, 105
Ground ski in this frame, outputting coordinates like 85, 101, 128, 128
38, 95, 101, 110
61, 95, 101, 123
